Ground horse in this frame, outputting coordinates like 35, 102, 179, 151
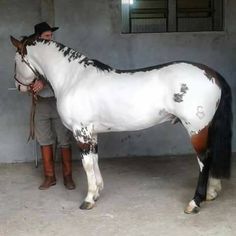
10, 34, 232, 214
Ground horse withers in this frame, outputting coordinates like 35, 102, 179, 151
10, 35, 232, 213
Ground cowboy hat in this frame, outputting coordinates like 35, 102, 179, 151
34, 22, 59, 35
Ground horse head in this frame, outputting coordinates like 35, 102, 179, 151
10, 35, 38, 88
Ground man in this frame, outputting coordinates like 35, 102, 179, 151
24, 22, 75, 190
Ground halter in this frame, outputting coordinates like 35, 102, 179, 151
14, 37, 42, 87
14, 56, 39, 87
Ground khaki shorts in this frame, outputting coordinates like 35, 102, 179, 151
35, 97, 72, 147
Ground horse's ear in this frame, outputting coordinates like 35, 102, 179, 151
10, 36, 22, 50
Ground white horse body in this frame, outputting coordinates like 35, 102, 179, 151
23, 41, 220, 137
12, 37, 231, 213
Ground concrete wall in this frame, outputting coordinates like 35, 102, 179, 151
0, 0, 235, 163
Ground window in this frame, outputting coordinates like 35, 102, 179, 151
121, 0, 223, 33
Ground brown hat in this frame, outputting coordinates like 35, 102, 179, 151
34, 22, 59, 35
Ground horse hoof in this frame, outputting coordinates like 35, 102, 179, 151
184, 206, 200, 214
184, 200, 200, 214
79, 201, 95, 210
206, 178, 221, 201
206, 190, 218, 201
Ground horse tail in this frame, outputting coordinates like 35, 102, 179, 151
208, 74, 232, 178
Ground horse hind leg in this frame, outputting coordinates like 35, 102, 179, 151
206, 177, 222, 201
185, 126, 211, 214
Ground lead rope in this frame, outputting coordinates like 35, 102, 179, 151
27, 90, 38, 142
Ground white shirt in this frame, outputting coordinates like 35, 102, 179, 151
37, 83, 54, 97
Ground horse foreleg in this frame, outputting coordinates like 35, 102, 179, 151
74, 125, 100, 210
80, 151, 99, 210
89, 135, 103, 201
91, 147, 103, 201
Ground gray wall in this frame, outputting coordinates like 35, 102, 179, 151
0, 0, 235, 163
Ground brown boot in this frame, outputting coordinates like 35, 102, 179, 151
61, 147, 76, 190
39, 145, 56, 190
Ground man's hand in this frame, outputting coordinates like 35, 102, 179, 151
30, 80, 45, 93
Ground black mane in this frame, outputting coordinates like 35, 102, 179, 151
21, 34, 38, 45
50, 40, 114, 72
90, 59, 113, 72
20, 35, 114, 72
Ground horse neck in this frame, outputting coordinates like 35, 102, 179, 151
27, 41, 86, 97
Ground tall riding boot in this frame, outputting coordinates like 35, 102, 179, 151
39, 145, 56, 190
61, 147, 76, 190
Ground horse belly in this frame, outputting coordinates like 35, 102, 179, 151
92, 106, 172, 133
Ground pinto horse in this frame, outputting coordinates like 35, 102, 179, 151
10, 35, 232, 214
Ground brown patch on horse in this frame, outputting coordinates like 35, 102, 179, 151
10, 34, 38, 57
193, 63, 220, 87
191, 126, 209, 154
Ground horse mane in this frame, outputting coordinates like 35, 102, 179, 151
89, 59, 113, 72
21, 34, 38, 45
19, 34, 38, 56
41, 39, 114, 71
21, 34, 114, 72
51, 41, 113, 72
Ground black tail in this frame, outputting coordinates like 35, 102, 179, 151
208, 74, 232, 178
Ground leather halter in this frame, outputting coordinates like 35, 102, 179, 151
14, 56, 39, 87
14, 37, 43, 87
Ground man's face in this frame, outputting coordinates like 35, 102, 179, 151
40, 30, 53, 40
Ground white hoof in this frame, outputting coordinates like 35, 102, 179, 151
184, 200, 200, 214
80, 201, 95, 210
206, 178, 221, 201
206, 189, 218, 201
